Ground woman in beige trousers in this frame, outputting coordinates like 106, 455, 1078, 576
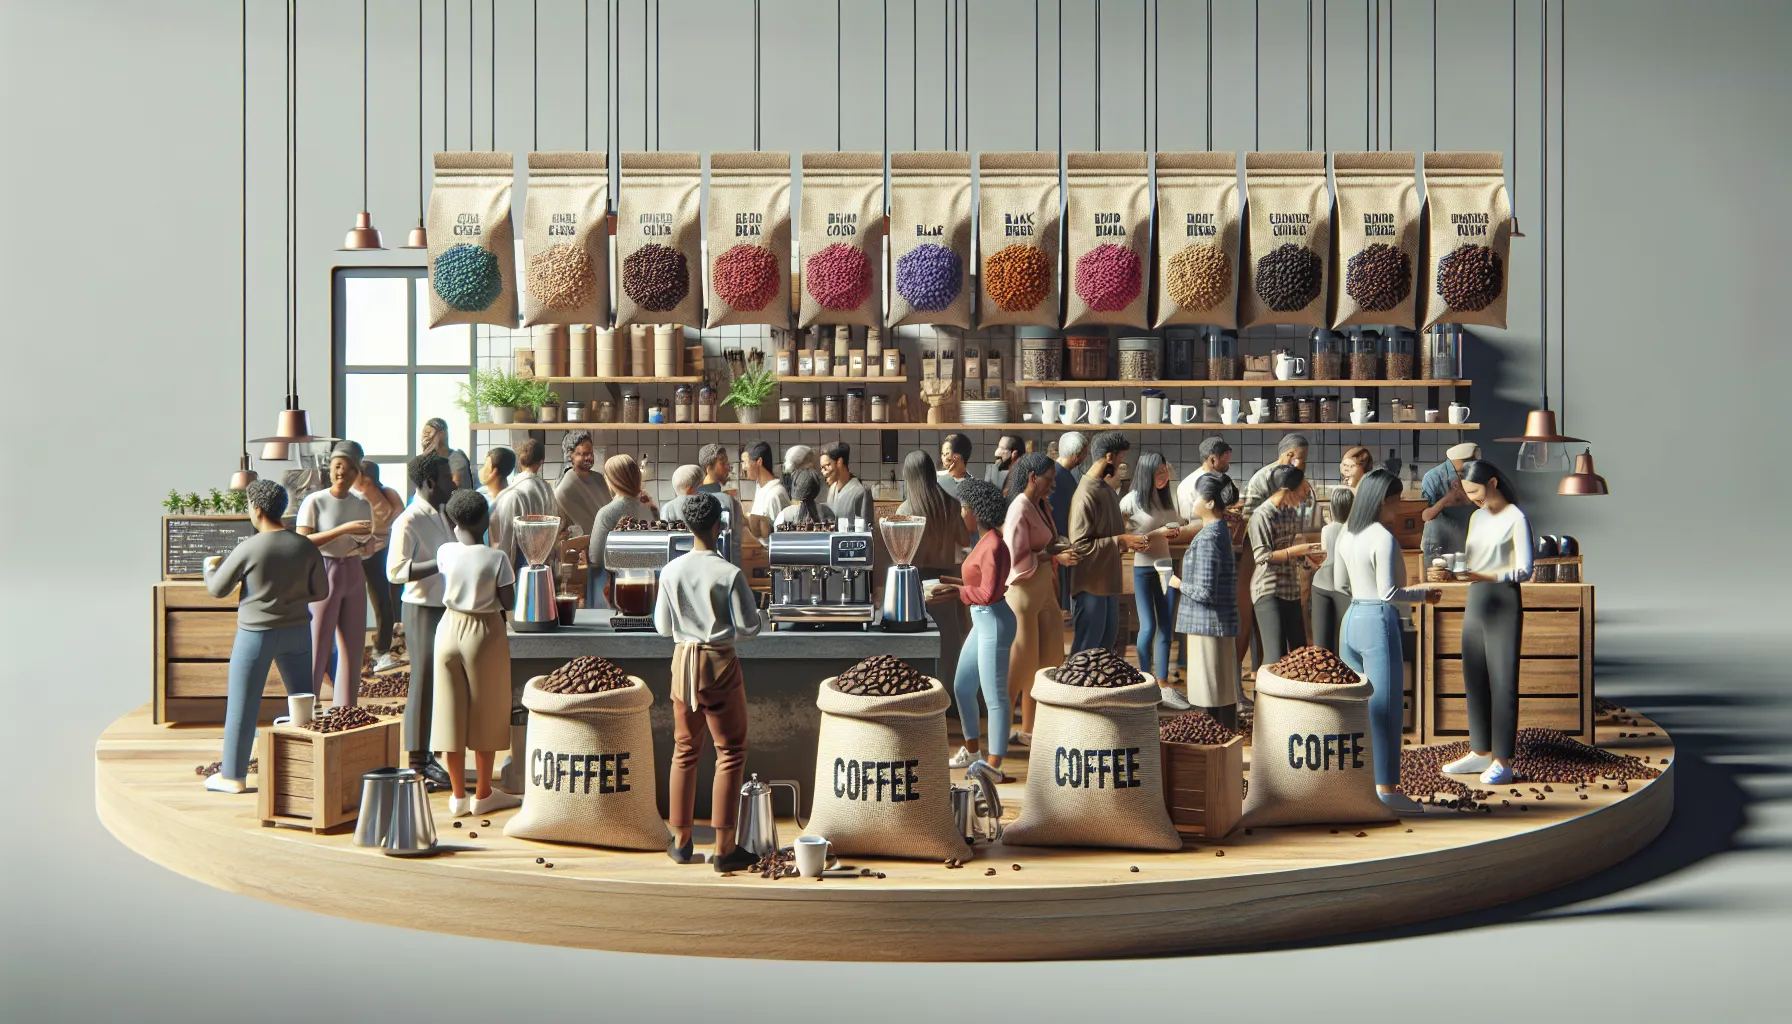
1002, 454, 1080, 746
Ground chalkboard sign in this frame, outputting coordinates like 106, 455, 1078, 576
163, 515, 255, 580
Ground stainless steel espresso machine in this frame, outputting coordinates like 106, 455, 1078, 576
602, 515, 734, 631
765, 527, 875, 629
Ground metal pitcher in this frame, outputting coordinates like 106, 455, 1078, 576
354, 766, 407, 848
963, 760, 1006, 844
734, 774, 805, 860
382, 768, 438, 856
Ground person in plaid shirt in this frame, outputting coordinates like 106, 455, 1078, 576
1248, 463, 1318, 666
1173, 473, 1242, 730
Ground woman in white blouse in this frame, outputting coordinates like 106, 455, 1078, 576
1440, 460, 1534, 786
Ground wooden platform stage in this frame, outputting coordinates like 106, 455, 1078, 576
96, 703, 1673, 961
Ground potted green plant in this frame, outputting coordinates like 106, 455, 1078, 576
526, 380, 563, 423
163, 489, 186, 514
721, 364, 777, 424
457, 368, 533, 424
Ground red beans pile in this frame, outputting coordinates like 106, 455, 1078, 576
834, 654, 930, 697
1270, 646, 1360, 684
804, 243, 873, 310
1073, 243, 1143, 312
712, 243, 781, 311
539, 656, 632, 695
1054, 647, 1146, 688
1159, 711, 1238, 746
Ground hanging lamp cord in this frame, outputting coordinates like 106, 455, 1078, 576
1540, 0, 1549, 409
241, 0, 248, 450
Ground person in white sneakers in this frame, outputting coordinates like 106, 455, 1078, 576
938, 479, 1016, 779
432, 490, 521, 818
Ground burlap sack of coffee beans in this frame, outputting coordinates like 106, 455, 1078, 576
1331, 151, 1420, 330
977, 151, 1061, 328
521, 151, 609, 327
426, 151, 517, 328
503, 675, 670, 851
1154, 151, 1240, 329
1240, 151, 1332, 329
705, 151, 791, 329
1065, 151, 1152, 330
1003, 669, 1183, 851
1239, 665, 1397, 828
798, 151, 885, 329
616, 152, 701, 330
887, 152, 973, 330
1420, 151, 1513, 330
805, 675, 970, 861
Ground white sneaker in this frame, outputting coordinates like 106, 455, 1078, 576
1380, 792, 1427, 816
1479, 762, 1516, 786
448, 794, 471, 818
1442, 752, 1493, 774
372, 653, 401, 673
948, 745, 974, 769
205, 774, 245, 794
472, 789, 522, 814
1159, 686, 1193, 711
1008, 730, 1031, 748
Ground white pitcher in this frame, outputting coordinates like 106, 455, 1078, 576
1275, 353, 1308, 380
1449, 403, 1472, 424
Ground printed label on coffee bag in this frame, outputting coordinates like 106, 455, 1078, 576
832, 757, 923, 802
1284, 733, 1367, 771
454, 213, 484, 237
1053, 747, 1144, 789
532, 749, 633, 793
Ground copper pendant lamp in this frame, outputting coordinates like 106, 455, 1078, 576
230, 0, 258, 490
1557, 449, 1608, 496
399, 0, 428, 249
339, 0, 386, 250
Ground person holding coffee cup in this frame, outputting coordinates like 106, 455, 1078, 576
1248, 464, 1317, 665
1420, 442, 1481, 566
1004, 452, 1080, 747
1171, 473, 1242, 731
1120, 451, 1186, 708
1068, 432, 1151, 656
432, 489, 520, 817
202, 480, 328, 793
295, 442, 375, 708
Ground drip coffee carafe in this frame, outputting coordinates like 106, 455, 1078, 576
879, 515, 929, 632
512, 514, 562, 632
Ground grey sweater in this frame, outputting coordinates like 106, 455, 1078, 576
204, 528, 329, 630
652, 549, 763, 646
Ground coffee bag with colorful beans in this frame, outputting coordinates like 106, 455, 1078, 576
1240, 151, 1332, 329
1420, 151, 1513, 329
520, 151, 610, 327
426, 151, 518, 328
704, 151, 791, 329
1153, 151, 1240, 329
504, 674, 670, 851
1331, 151, 1421, 330
887, 152, 973, 329
615, 152, 702, 330
976, 151, 1061, 328
798, 151, 885, 329
1064, 151, 1152, 330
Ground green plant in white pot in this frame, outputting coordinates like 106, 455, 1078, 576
721, 365, 777, 424
457, 368, 533, 424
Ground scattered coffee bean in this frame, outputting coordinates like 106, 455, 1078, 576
361, 676, 409, 699
468, 831, 477, 838
302, 706, 381, 733
536, 857, 545, 863
1130, 866, 1140, 872
1405, 828, 1413, 833
1579, 794, 1588, 800
836, 655, 930, 696
1254, 243, 1323, 311
1329, 829, 1340, 835
1215, 850, 1225, 857
1244, 828, 1253, 835
1355, 831, 1368, 838
195, 758, 258, 777
454, 821, 462, 828
1660, 759, 1669, 765
1269, 646, 1360, 685
1401, 729, 1660, 802
1435, 243, 1503, 312
1160, 711, 1239, 746
1055, 647, 1146, 689
540, 656, 631, 694
985, 868, 997, 876
544, 862, 553, 869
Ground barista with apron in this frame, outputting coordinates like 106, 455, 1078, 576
1420, 442, 1480, 565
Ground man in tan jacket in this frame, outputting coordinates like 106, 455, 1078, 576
1067, 432, 1149, 655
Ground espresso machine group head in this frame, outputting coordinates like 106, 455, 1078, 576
765, 526, 875, 629
602, 515, 734, 631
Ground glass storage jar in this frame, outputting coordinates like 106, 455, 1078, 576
1318, 394, 1340, 422
673, 384, 694, 423
1310, 328, 1345, 381
1276, 395, 1300, 423
870, 394, 890, 423
1018, 328, 1063, 381
1423, 323, 1462, 381
845, 387, 866, 423
1297, 396, 1317, 423
1207, 329, 1240, 380
779, 396, 796, 423
1165, 328, 1201, 380
697, 384, 717, 423
620, 390, 642, 423
1349, 329, 1383, 380
1065, 335, 1110, 380
800, 395, 819, 423
823, 394, 842, 424
1116, 336, 1162, 381
1384, 328, 1416, 380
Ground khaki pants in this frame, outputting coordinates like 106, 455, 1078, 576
431, 610, 512, 753
1005, 566, 1064, 734
669, 644, 749, 830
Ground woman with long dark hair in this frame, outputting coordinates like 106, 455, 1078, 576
894, 451, 971, 731
1119, 451, 1185, 707
774, 468, 834, 527
1003, 452, 1080, 746
1309, 486, 1355, 654
1441, 460, 1534, 785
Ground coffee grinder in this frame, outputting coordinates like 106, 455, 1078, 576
878, 515, 929, 632
511, 514, 562, 632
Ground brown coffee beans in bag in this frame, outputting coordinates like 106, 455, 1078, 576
616, 152, 702, 330
1238, 664, 1396, 829
1331, 151, 1420, 330
977, 151, 1061, 328
504, 675, 671, 851
1065, 152, 1152, 330
887, 152, 973, 329
1421, 151, 1513, 329
705, 151, 791, 329
799, 152, 885, 329
427, 152, 518, 328
1240, 151, 1332, 329
1154, 152, 1240, 329
521, 151, 609, 328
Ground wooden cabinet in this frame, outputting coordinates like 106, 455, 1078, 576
1416, 584, 1594, 745
154, 582, 293, 725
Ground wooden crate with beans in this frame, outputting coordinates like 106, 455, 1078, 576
257, 718, 401, 833
1160, 735, 1244, 839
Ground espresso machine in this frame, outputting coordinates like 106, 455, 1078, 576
765, 527, 875, 629
511, 514, 563, 632
602, 515, 734, 631
878, 515, 929, 633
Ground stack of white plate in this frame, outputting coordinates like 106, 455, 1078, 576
960, 400, 1009, 425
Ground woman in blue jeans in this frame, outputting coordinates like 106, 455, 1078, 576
1119, 452, 1186, 708
941, 479, 1017, 778
1332, 469, 1440, 816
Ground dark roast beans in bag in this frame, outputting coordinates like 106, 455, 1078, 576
977, 151, 1061, 328
427, 151, 518, 328
799, 152, 885, 329
888, 152, 973, 329
616, 152, 702, 330
1332, 151, 1420, 330
1421, 151, 1513, 330
1241, 151, 1332, 329
521, 151, 609, 328
1154, 151, 1240, 329
705, 151, 791, 329
1065, 151, 1152, 330
504, 675, 671, 850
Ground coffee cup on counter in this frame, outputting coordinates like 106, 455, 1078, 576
794, 834, 831, 878
1424, 409, 1443, 423
273, 692, 316, 728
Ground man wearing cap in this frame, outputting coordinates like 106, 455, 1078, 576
1421, 442, 1482, 564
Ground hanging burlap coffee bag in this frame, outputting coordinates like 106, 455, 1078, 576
1153, 151, 1240, 329
705, 151, 791, 330
616, 152, 701, 330
804, 676, 970, 861
1238, 666, 1397, 828
521, 151, 609, 328
887, 151, 972, 329
1240, 151, 1332, 329
1003, 670, 1183, 851
503, 675, 670, 850
426, 151, 518, 329
1331, 151, 1420, 330
798, 152, 885, 329
977, 151, 1061, 328
1065, 152, 1152, 330
1420, 151, 1513, 330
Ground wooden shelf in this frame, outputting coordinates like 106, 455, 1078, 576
473, 421, 1480, 433
775, 375, 912, 384
1018, 379, 1470, 389
538, 376, 703, 384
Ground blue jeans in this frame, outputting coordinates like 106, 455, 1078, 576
1070, 591, 1120, 655
1132, 566, 1174, 681
1339, 600, 1403, 787
953, 601, 1016, 756
223, 625, 313, 780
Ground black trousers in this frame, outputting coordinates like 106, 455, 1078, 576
1252, 595, 1307, 666
401, 602, 444, 757
1462, 581, 1524, 760
1198, 703, 1237, 732
361, 554, 399, 655
1309, 586, 1352, 655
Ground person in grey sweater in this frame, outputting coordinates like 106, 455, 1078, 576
820, 442, 872, 526
202, 479, 328, 792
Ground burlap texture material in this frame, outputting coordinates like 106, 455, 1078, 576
1420, 151, 1513, 330
1153, 151, 1240, 329
887, 151, 973, 329
976, 151, 1061, 328
797, 152, 885, 329
426, 151, 517, 329
704, 151, 792, 329
1064, 151, 1152, 330
503, 675, 670, 850
520, 151, 609, 327
1238, 665, 1398, 828
1331, 151, 1421, 330
1240, 151, 1332, 329
615, 152, 702, 330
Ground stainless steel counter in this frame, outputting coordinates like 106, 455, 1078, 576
506, 609, 942, 660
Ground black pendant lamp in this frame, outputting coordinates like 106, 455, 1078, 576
340, 0, 386, 250
401, 0, 428, 248
230, 0, 257, 491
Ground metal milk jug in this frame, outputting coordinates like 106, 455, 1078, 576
734, 774, 806, 859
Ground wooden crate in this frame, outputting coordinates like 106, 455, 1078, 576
1160, 736, 1244, 839
154, 582, 294, 725
257, 718, 402, 833
1417, 584, 1594, 745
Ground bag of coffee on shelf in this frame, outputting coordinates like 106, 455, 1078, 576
1420, 151, 1513, 330
887, 151, 973, 330
1240, 151, 1332, 329
504, 675, 671, 850
977, 151, 1061, 328
1238, 665, 1397, 828
1153, 152, 1241, 330
705, 151, 792, 330
1331, 151, 1420, 330
798, 151, 885, 330
615, 152, 702, 330
1065, 151, 1152, 330
1003, 669, 1183, 851
426, 151, 518, 329
804, 676, 971, 861
521, 151, 610, 328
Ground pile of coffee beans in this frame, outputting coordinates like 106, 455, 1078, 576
433, 243, 504, 311
361, 675, 409, 699
526, 244, 598, 311
984, 244, 1052, 311
1435, 244, 1504, 312
834, 654, 930, 697
1074, 243, 1143, 312
1054, 647, 1146, 689
616, 517, 690, 532
1401, 728, 1661, 800
895, 243, 964, 311
195, 758, 257, 777
539, 656, 631, 694
1165, 243, 1232, 311
1269, 646, 1361, 685
622, 243, 690, 311
804, 243, 874, 311
1254, 243, 1324, 311
365, 703, 406, 717
711, 243, 781, 311
302, 706, 382, 733
1160, 711, 1238, 746
1344, 243, 1412, 311
1237, 703, 1254, 739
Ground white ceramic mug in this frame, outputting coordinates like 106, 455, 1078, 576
1424, 409, 1443, 423
1086, 402, 1106, 425
1275, 354, 1309, 380
1038, 399, 1061, 424
1141, 393, 1167, 424
1106, 399, 1137, 424
274, 692, 316, 728
1221, 408, 1241, 425
1352, 396, 1373, 416
1170, 404, 1197, 425
1350, 410, 1377, 424
794, 835, 831, 878
1449, 403, 1472, 424
1220, 397, 1243, 420
1249, 397, 1270, 418
1060, 398, 1088, 424
1245, 412, 1264, 425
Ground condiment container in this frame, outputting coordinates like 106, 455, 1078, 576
698, 384, 717, 423
674, 384, 694, 423
823, 394, 842, 423
593, 327, 618, 376
653, 325, 681, 377
628, 325, 652, 377
1207, 329, 1239, 381
845, 388, 866, 423
1116, 336, 1162, 381
1018, 328, 1063, 382
570, 325, 594, 378
1065, 335, 1110, 381
870, 394, 890, 423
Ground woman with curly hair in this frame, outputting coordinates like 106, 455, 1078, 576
937, 478, 1016, 777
